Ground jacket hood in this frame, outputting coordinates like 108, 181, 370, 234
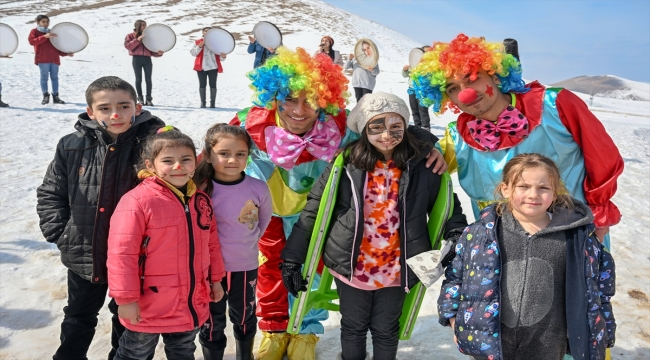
496, 197, 594, 236
75, 110, 158, 142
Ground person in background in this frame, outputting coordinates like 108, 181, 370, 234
345, 47, 380, 102
315, 35, 343, 67
190, 27, 227, 108
124, 19, 163, 106
28, 14, 74, 105
247, 35, 275, 68
402, 46, 431, 130
0, 55, 10, 107
504, 38, 520, 62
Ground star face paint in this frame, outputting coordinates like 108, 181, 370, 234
365, 113, 405, 157
485, 84, 494, 97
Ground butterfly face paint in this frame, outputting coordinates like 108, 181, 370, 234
366, 114, 405, 155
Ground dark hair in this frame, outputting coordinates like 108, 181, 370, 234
503, 38, 520, 61
193, 124, 253, 196
202, 27, 211, 32
134, 20, 146, 37
495, 153, 573, 215
36, 15, 49, 23
139, 126, 197, 172
346, 119, 422, 172
85, 76, 138, 107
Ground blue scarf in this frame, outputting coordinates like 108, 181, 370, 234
37, 26, 50, 33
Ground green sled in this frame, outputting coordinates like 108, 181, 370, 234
287, 152, 455, 340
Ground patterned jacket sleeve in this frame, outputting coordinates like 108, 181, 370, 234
438, 225, 470, 326
36, 139, 70, 243
556, 89, 624, 227
598, 242, 616, 348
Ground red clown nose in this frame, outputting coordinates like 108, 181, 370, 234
458, 88, 478, 104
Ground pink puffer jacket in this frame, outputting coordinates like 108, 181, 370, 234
108, 176, 225, 333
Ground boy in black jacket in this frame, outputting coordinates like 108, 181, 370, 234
36, 76, 164, 360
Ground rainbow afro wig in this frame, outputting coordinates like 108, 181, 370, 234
409, 34, 528, 114
247, 47, 349, 119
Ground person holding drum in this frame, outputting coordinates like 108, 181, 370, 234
402, 46, 432, 131
28, 15, 74, 105
315, 35, 343, 67
124, 20, 163, 106
345, 41, 380, 102
247, 35, 275, 68
190, 27, 227, 108
0, 55, 10, 108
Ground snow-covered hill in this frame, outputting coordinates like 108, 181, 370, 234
551, 75, 650, 101
0, 1, 649, 359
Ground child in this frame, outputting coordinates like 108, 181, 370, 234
439, 153, 616, 360
124, 19, 163, 106
190, 27, 227, 108
36, 76, 165, 360
193, 124, 272, 360
280, 92, 467, 360
28, 14, 74, 105
107, 126, 226, 360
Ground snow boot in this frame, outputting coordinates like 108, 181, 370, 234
210, 88, 217, 108
41, 92, 50, 105
235, 338, 255, 360
137, 95, 144, 105
0, 95, 8, 108
145, 97, 154, 106
200, 88, 207, 108
52, 93, 66, 104
201, 344, 225, 360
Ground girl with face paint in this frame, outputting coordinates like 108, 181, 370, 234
280, 92, 469, 360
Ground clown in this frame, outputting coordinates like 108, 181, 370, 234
410, 34, 623, 248
410, 34, 621, 359
229, 47, 445, 360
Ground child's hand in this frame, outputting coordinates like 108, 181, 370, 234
137, 35, 144, 41
210, 282, 224, 302
44, 33, 57, 38
118, 302, 141, 325
449, 317, 458, 346
157, 50, 163, 56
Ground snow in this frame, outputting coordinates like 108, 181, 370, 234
1, 0, 649, 359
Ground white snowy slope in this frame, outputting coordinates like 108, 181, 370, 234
0, 0, 649, 359
551, 75, 650, 102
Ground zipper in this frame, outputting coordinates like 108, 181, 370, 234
346, 168, 361, 281
176, 195, 199, 328
496, 216, 503, 357
90, 144, 111, 282
402, 163, 410, 293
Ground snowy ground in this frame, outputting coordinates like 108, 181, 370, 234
1, 0, 649, 359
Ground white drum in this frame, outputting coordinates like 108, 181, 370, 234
0, 23, 19, 56
252, 21, 282, 49
142, 23, 176, 53
354, 38, 379, 69
50, 22, 89, 53
204, 28, 235, 55
408, 47, 425, 69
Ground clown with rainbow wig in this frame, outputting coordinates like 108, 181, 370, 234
411, 34, 621, 360
228, 46, 445, 360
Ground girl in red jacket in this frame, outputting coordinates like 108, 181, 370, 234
28, 15, 74, 105
124, 20, 163, 106
108, 126, 226, 360
190, 27, 226, 108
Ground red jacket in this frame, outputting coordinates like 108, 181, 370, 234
28, 28, 68, 65
124, 32, 163, 57
192, 39, 223, 72
107, 175, 225, 333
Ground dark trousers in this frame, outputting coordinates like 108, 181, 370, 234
199, 269, 258, 351
114, 328, 199, 360
132, 56, 153, 99
53, 270, 126, 360
354, 87, 373, 102
335, 278, 406, 360
408, 92, 431, 128
197, 69, 218, 89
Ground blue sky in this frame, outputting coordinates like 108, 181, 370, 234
323, 0, 650, 84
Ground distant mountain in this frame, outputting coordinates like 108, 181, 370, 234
551, 75, 650, 101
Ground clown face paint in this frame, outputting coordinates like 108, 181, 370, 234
445, 70, 509, 120
366, 113, 405, 159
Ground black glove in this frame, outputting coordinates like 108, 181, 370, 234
441, 230, 464, 268
280, 261, 307, 297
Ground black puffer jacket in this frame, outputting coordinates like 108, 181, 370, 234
282, 144, 468, 290
36, 111, 164, 283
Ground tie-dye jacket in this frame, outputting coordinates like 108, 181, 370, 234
438, 204, 616, 360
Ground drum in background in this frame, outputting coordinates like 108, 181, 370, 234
50, 22, 89, 53
354, 38, 378, 69
204, 28, 235, 55
142, 23, 176, 53
0, 23, 19, 56
408, 47, 425, 69
252, 21, 282, 49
